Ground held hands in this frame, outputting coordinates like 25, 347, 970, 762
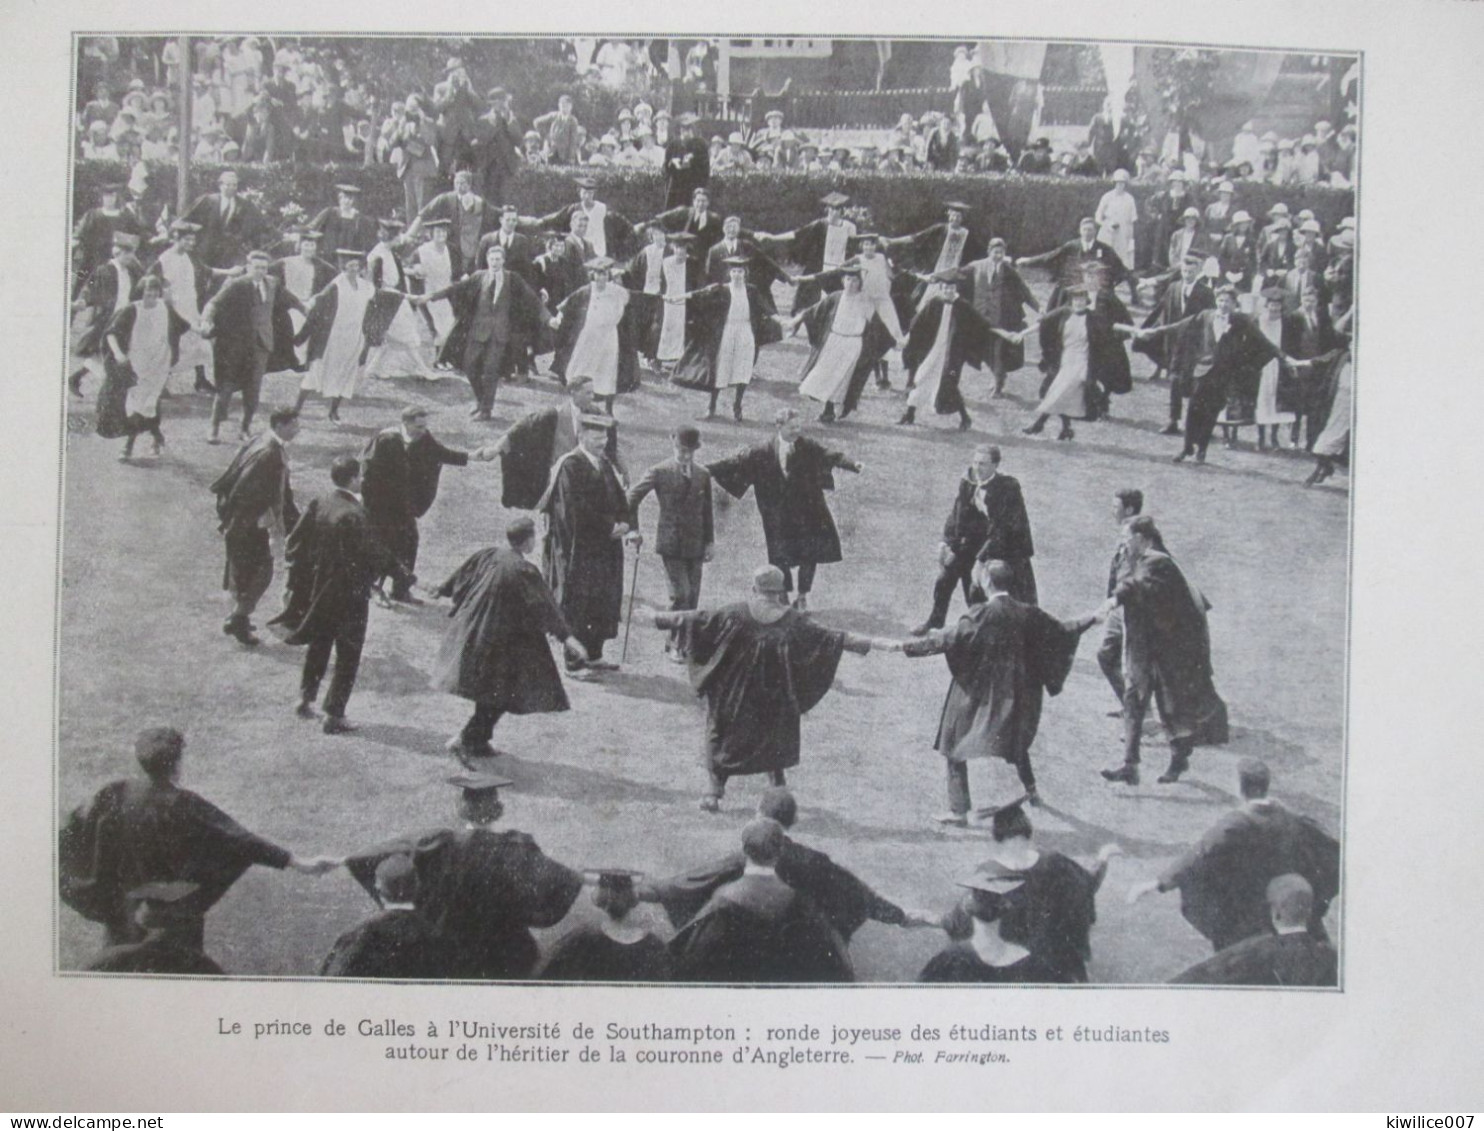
624, 530, 644, 548
289, 855, 342, 876
703, 544, 714, 563
563, 637, 590, 664
902, 909, 943, 929
1096, 843, 1123, 866
611, 522, 631, 540
938, 543, 954, 569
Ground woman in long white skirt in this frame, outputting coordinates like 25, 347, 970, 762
297, 252, 375, 422
1252, 288, 1296, 450
1024, 289, 1093, 441
557, 268, 631, 404
411, 222, 457, 365
99, 276, 192, 460
364, 228, 435, 380
1305, 350, 1353, 486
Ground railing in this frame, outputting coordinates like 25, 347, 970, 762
784, 87, 957, 129
1038, 84, 1108, 127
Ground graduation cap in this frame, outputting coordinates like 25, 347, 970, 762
836, 262, 864, 278
955, 860, 1028, 897
1213, 283, 1240, 298
579, 412, 616, 431
335, 248, 365, 261
499, 203, 520, 215
447, 771, 512, 801
1182, 250, 1207, 264
296, 227, 324, 242
852, 232, 882, 245
246, 250, 273, 263
721, 254, 751, 269
573, 175, 598, 189
422, 218, 452, 229
169, 219, 203, 235
927, 268, 962, 285
377, 216, 405, 230
944, 200, 973, 214
584, 255, 616, 273
333, 183, 362, 195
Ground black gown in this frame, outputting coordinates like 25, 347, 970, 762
669, 874, 853, 983
918, 943, 1062, 984
539, 926, 673, 982
319, 909, 463, 979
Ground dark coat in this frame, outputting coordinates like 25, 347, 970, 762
1135, 277, 1215, 370
782, 217, 856, 310
183, 192, 267, 269
1038, 302, 1133, 405
540, 449, 630, 642
1171, 930, 1338, 987
75, 260, 141, 358
1019, 237, 1131, 302
475, 229, 537, 282
267, 255, 335, 372
210, 432, 297, 537
432, 546, 572, 712
902, 295, 993, 415
95, 301, 193, 437
319, 908, 462, 980
891, 223, 988, 275
202, 275, 304, 390
472, 112, 525, 197
310, 207, 379, 256
661, 137, 711, 210
537, 202, 636, 260
620, 245, 700, 356
496, 405, 622, 510
627, 459, 714, 560
652, 204, 725, 251
539, 927, 673, 982
703, 237, 788, 311
670, 283, 784, 392
361, 427, 469, 527
416, 191, 502, 278
84, 931, 226, 975
270, 489, 390, 644
430, 268, 545, 374
143, 248, 212, 311
707, 436, 859, 566
948, 471, 1035, 562
1215, 231, 1259, 289
956, 259, 1037, 373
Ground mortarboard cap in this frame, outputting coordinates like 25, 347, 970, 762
579, 413, 615, 432
422, 218, 452, 229
1214, 283, 1240, 297
112, 231, 141, 250
335, 248, 365, 261
584, 255, 616, 272
400, 404, 430, 422
722, 255, 751, 268
447, 771, 512, 798
574, 175, 598, 189
377, 216, 405, 229
955, 861, 1027, 896
333, 183, 362, 195
1182, 250, 1206, 264
487, 86, 509, 101
246, 250, 273, 262
169, 219, 203, 234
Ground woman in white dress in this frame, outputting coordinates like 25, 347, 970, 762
1095, 170, 1139, 272
655, 237, 694, 368
796, 268, 876, 416
99, 276, 193, 461
270, 229, 328, 375
551, 258, 633, 411
296, 251, 375, 422
363, 219, 435, 380
1024, 287, 1093, 441
669, 258, 784, 421
1252, 288, 1297, 450
410, 221, 457, 365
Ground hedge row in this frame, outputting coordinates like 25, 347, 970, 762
75, 159, 1355, 257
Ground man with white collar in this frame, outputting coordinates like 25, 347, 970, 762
895, 560, 1098, 821
490, 378, 626, 508
476, 203, 536, 282
361, 405, 494, 603
272, 456, 402, 735
653, 566, 875, 811
534, 176, 634, 260
1129, 758, 1340, 953
670, 818, 854, 981
912, 444, 1035, 636
1015, 216, 1131, 308
1170, 873, 1338, 986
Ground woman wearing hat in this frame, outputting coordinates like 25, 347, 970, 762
790, 265, 896, 423
549, 257, 642, 406
1094, 169, 1139, 271
97, 274, 194, 460
670, 257, 785, 420
294, 249, 376, 422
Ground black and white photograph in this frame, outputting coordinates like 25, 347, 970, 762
53, 32, 1359, 991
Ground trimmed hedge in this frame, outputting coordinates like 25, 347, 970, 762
75, 159, 1354, 257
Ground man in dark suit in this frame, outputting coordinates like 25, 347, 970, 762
272, 456, 400, 735
404, 169, 502, 279
413, 243, 545, 421
648, 186, 726, 254
706, 409, 862, 611
184, 169, 267, 271
661, 112, 710, 211
1015, 217, 1132, 308
200, 251, 306, 442
1136, 252, 1215, 431
471, 87, 524, 205
360, 405, 493, 603
209, 407, 300, 645
627, 425, 715, 661
913, 444, 1035, 635
475, 205, 536, 283
1094, 487, 1151, 711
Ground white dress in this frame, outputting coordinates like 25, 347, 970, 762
1035, 313, 1090, 417
906, 303, 956, 411
799, 292, 872, 404
714, 284, 756, 389
1312, 357, 1353, 458
858, 255, 904, 340
272, 256, 318, 372
657, 258, 689, 362
122, 303, 172, 419
1254, 313, 1296, 426
301, 275, 373, 399
416, 242, 456, 348
566, 285, 630, 396
581, 201, 609, 258
364, 243, 434, 379
1096, 189, 1139, 270
155, 248, 212, 389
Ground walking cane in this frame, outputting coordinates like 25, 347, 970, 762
620, 539, 641, 665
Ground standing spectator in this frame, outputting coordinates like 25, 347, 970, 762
1094, 169, 1139, 273
472, 87, 523, 204
184, 169, 266, 271
81, 120, 119, 160
534, 93, 583, 165
78, 82, 118, 134
240, 97, 282, 163
1296, 135, 1322, 184
661, 112, 709, 210
434, 60, 483, 177
392, 96, 439, 221
1088, 99, 1117, 174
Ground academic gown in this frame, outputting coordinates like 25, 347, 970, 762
59, 779, 292, 947
1171, 930, 1338, 987
210, 434, 297, 544
677, 602, 849, 777
318, 908, 462, 979
295, 276, 377, 398
345, 827, 583, 980
707, 438, 854, 567
540, 450, 630, 646
902, 294, 993, 416
794, 290, 894, 413
95, 302, 191, 438
84, 931, 226, 975
549, 283, 642, 395
360, 427, 469, 577
1160, 800, 1340, 952
1114, 550, 1229, 748
1037, 303, 1131, 418
267, 256, 335, 373
433, 269, 545, 374
787, 218, 857, 311
976, 852, 1100, 982
670, 282, 782, 392
904, 596, 1086, 768
669, 873, 854, 983
654, 835, 906, 939
431, 546, 572, 713
918, 944, 1062, 984
538, 926, 673, 982
496, 407, 621, 510
269, 490, 386, 645
621, 246, 700, 358
961, 260, 1037, 375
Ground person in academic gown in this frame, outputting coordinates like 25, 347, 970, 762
209, 408, 300, 645
1135, 253, 1215, 432
70, 230, 143, 396
309, 184, 378, 257
1098, 516, 1229, 786
72, 181, 139, 297
96, 275, 193, 458
897, 560, 1096, 820
652, 788, 929, 942
1170, 873, 1337, 986
319, 854, 461, 980
534, 178, 636, 261
896, 274, 998, 432
266, 230, 336, 377
790, 267, 896, 423
668, 258, 784, 420
654, 567, 874, 809
83, 882, 226, 975
360, 405, 483, 601
539, 415, 633, 673
548, 257, 643, 405
431, 517, 587, 757
414, 242, 545, 420
972, 802, 1116, 983
1022, 287, 1099, 441
647, 185, 726, 253
476, 205, 538, 284
362, 217, 435, 380
293, 249, 377, 422
660, 113, 711, 210
669, 819, 854, 982
345, 774, 584, 981
763, 191, 857, 312
539, 871, 673, 982
270, 456, 401, 734
1282, 292, 1342, 450
1015, 217, 1132, 309
60, 727, 335, 950
705, 410, 860, 604
1130, 759, 1340, 952
622, 228, 700, 366
403, 170, 501, 280
938, 238, 1039, 396
883, 201, 987, 283
702, 217, 789, 316
918, 865, 1066, 984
